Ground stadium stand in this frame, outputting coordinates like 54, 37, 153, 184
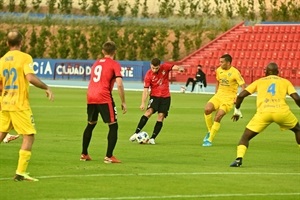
171, 22, 300, 86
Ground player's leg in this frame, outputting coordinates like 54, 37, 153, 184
204, 99, 234, 146
148, 97, 170, 144
291, 123, 300, 146
0, 132, 8, 143
230, 112, 268, 167
0, 111, 11, 143
202, 96, 219, 146
185, 77, 193, 88
102, 102, 121, 163
130, 97, 156, 141
12, 110, 38, 181
191, 80, 197, 92
208, 109, 226, 142
81, 104, 98, 161
276, 111, 300, 146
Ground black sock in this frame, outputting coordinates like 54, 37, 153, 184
106, 123, 118, 157
135, 115, 148, 133
151, 121, 163, 139
82, 123, 96, 155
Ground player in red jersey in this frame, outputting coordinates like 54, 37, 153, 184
129, 58, 184, 144
80, 41, 127, 163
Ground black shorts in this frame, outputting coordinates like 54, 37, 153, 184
147, 96, 171, 117
87, 102, 117, 123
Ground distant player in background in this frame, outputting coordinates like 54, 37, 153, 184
129, 58, 184, 144
182, 64, 207, 93
0, 30, 54, 181
80, 41, 127, 163
230, 62, 300, 167
202, 54, 246, 147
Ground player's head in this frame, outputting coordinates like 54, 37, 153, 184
265, 62, 279, 76
197, 65, 202, 70
7, 29, 23, 48
102, 41, 116, 56
219, 54, 232, 69
150, 58, 161, 73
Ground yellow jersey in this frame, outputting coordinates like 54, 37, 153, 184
0, 50, 34, 111
216, 66, 245, 99
246, 75, 297, 113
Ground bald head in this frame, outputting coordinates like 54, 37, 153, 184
265, 62, 279, 76
7, 30, 23, 48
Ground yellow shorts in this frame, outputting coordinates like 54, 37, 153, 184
0, 109, 36, 134
208, 95, 235, 113
246, 111, 298, 133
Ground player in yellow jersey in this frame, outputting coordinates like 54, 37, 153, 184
230, 62, 300, 167
202, 54, 246, 146
0, 30, 54, 181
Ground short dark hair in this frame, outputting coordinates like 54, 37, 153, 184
197, 65, 202, 68
221, 54, 232, 63
7, 30, 23, 47
151, 58, 161, 66
102, 41, 116, 55
266, 62, 279, 75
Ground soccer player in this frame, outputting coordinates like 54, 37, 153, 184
80, 41, 127, 163
202, 54, 246, 147
0, 30, 54, 181
129, 58, 184, 144
230, 62, 300, 167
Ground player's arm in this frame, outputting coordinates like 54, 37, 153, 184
172, 65, 185, 72
140, 88, 149, 111
0, 77, 2, 94
215, 82, 219, 93
240, 83, 246, 91
290, 93, 300, 107
231, 90, 251, 122
26, 73, 54, 101
235, 90, 251, 109
115, 77, 127, 114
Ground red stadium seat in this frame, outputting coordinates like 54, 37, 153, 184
290, 26, 297, 33
274, 26, 280, 33
271, 34, 278, 42
293, 34, 299, 42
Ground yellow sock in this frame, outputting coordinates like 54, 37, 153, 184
208, 122, 220, 142
237, 145, 247, 158
204, 113, 213, 132
16, 149, 31, 175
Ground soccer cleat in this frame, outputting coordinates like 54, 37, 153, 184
129, 133, 137, 142
230, 158, 243, 167
14, 173, 39, 182
202, 140, 212, 147
3, 134, 20, 143
203, 132, 210, 142
80, 154, 92, 161
148, 138, 155, 145
104, 156, 121, 164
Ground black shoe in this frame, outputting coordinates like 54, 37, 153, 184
230, 157, 242, 167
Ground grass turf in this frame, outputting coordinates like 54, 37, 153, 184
0, 87, 299, 200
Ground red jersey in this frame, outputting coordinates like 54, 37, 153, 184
87, 57, 122, 104
144, 63, 173, 98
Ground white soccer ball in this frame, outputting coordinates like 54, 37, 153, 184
136, 131, 150, 144
180, 86, 186, 93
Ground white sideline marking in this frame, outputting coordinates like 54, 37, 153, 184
0, 172, 299, 181
63, 193, 300, 200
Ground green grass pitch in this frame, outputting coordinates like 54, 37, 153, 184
0, 87, 299, 200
